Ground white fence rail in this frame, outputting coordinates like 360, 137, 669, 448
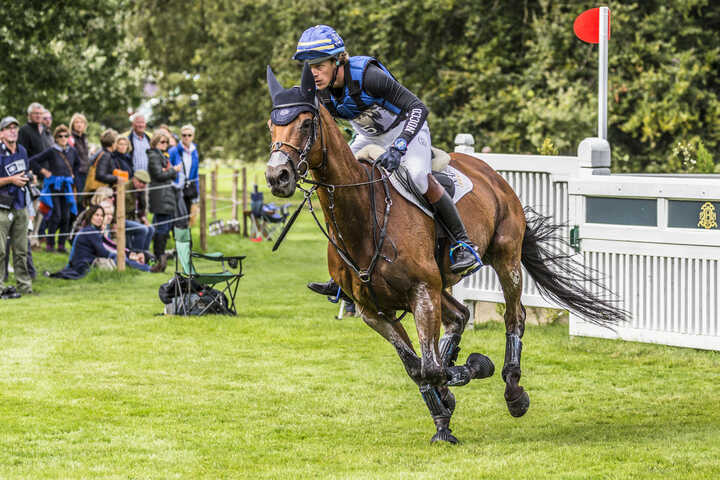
452, 134, 720, 351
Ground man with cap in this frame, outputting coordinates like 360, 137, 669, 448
0, 116, 33, 297
124, 169, 154, 253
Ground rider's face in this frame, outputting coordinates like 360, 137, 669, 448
309, 60, 337, 90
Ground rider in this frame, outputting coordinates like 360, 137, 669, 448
294, 25, 482, 298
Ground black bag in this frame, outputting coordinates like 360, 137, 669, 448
164, 287, 231, 315
180, 160, 198, 201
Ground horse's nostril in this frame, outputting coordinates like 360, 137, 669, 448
278, 169, 290, 184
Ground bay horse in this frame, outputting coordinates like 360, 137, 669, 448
265, 64, 625, 444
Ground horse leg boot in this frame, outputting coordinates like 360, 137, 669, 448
420, 384, 458, 444
424, 176, 482, 276
439, 294, 494, 386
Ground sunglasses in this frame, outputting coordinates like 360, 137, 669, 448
57, 134, 69, 138
158, 140, 168, 144
181, 133, 193, 137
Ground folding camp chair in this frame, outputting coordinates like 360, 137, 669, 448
172, 226, 245, 315
249, 188, 291, 241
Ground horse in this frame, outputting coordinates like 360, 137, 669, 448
264, 64, 625, 444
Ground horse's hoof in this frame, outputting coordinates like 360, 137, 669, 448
506, 388, 530, 418
430, 427, 458, 445
466, 353, 495, 379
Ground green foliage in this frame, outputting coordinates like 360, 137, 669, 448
0, 0, 144, 129
538, 138, 560, 155
130, 1, 718, 169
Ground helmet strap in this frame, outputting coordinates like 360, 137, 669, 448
328, 56, 342, 89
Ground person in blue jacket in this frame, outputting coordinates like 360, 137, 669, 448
293, 25, 482, 299
168, 124, 200, 217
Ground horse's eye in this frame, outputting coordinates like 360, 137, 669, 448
301, 119, 312, 133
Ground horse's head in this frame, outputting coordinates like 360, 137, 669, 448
265, 63, 318, 198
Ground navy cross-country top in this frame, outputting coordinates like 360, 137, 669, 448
318, 56, 429, 145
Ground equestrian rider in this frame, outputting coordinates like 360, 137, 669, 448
296, 25, 482, 298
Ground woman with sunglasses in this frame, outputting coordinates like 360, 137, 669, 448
29, 124, 81, 253
147, 131, 182, 272
169, 124, 200, 221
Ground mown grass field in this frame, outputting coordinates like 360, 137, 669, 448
1, 165, 719, 479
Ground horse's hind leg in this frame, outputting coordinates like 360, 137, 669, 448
493, 241, 531, 418
360, 307, 458, 444
440, 292, 495, 386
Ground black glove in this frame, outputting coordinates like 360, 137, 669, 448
377, 146, 404, 172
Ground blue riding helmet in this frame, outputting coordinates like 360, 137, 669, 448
292, 24, 345, 64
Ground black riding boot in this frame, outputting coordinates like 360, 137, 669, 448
432, 192, 482, 276
150, 233, 168, 273
307, 279, 352, 302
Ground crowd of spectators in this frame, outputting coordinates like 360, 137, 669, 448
0, 102, 201, 299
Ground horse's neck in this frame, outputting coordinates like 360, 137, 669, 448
311, 108, 376, 242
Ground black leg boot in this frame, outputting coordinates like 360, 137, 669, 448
307, 279, 352, 302
431, 192, 482, 276
150, 233, 168, 273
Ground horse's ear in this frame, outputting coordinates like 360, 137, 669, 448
300, 62, 316, 101
266, 65, 283, 105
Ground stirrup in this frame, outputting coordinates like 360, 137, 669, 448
328, 285, 342, 304
449, 241, 484, 277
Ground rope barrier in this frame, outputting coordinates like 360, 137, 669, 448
35, 177, 199, 197
27, 202, 236, 239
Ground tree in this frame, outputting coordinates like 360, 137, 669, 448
0, 0, 144, 129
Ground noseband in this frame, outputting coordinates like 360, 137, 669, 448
269, 102, 324, 181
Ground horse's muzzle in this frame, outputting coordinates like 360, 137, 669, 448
266, 151, 296, 198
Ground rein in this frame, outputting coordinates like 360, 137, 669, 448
269, 106, 406, 322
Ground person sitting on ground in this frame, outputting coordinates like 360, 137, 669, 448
30, 124, 80, 253
97, 200, 151, 272
69, 186, 114, 244
46, 204, 113, 279
124, 170, 154, 253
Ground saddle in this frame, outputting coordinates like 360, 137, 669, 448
355, 145, 475, 265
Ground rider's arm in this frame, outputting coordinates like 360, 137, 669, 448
363, 63, 429, 146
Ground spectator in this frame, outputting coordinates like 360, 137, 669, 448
111, 136, 133, 178
68, 113, 90, 192
97, 201, 151, 272
128, 113, 151, 173
30, 124, 80, 253
169, 124, 200, 221
40, 109, 54, 150
147, 131, 182, 272
0, 116, 33, 296
83, 129, 117, 195
124, 170, 154, 253
95, 131, 130, 187
17, 102, 47, 158
157, 124, 179, 148
69, 186, 114, 243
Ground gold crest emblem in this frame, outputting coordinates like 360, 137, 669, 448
698, 202, 718, 230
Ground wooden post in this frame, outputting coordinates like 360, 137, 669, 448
242, 166, 248, 237
211, 166, 218, 220
199, 174, 207, 251
232, 169, 239, 221
116, 180, 126, 271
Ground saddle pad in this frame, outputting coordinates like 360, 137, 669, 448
389, 165, 473, 217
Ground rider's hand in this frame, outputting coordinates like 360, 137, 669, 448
378, 146, 404, 172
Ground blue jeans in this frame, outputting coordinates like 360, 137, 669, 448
74, 173, 87, 195
153, 213, 174, 235
126, 220, 154, 251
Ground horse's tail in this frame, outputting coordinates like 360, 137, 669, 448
520, 207, 628, 329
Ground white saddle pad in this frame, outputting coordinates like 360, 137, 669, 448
356, 145, 474, 217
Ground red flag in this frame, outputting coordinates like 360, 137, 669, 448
574, 7, 611, 44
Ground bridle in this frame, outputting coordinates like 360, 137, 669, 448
268, 101, 325, 181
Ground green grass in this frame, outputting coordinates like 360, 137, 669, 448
1, 164, 719, 478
